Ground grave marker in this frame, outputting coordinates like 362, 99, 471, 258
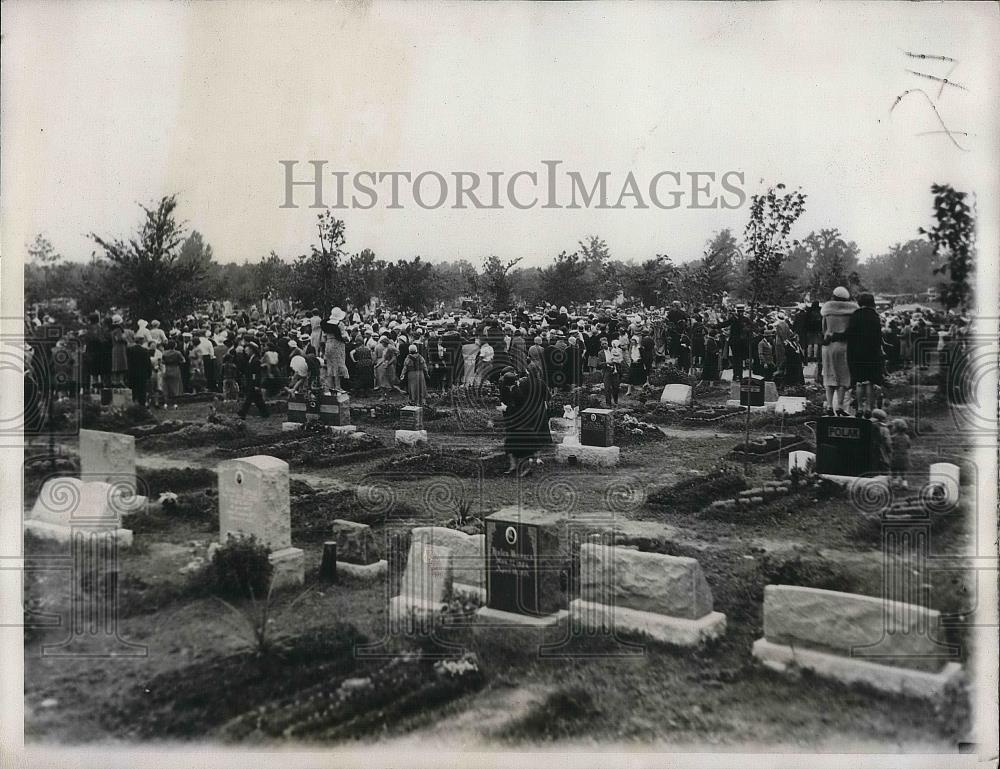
389, 541, 454, 625
660, 384, 693, 405
815, 416, 879, 477
752, 585, 963, 700
571, 541, 726, 646
411, 526, 485, 601
216, 455, 303, 589
331, 519, 387, 579
476, 507, 569, 627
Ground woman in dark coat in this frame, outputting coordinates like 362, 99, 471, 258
846, 292, 884, 418
503, 363, 551, 477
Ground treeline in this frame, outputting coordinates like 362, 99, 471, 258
25, 186, 965, 323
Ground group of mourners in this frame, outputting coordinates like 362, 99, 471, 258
24, 285, 972, 442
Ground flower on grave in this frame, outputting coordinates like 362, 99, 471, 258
434, 653, 480, 678
157, 491, 179, 507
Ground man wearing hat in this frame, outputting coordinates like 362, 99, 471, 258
237, 341, 270, 419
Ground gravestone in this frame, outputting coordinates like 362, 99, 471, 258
753, 585, 962, 699
389, 541, 454, 625
286, 393, 311, 424
739, 376, 766, 406
321, 391, 354, 429
395, 429, 428, 446
26, 477, 133, 546
571, 541, 725, 646
815, 416, 879, 477
476, 507, 569, 627
331, 519, 387, 579
399, 405, 424, 431
80, 429, 136, 485
927, 462, 960, 507
787, 450, 816, 473
411, 526, 485, 601
763, 381, 779, 402
216, 455, 303, 589
774, 396, 808, 415
580, 408, 614, 447
660, 384, 693, 405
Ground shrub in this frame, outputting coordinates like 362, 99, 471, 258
209, 534, 273, 599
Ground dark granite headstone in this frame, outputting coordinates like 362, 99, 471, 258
739, 376, 765, 407
816, 416, 878, 476
580, 408, 614, 448
485, 508, 566, 616
399, 406, 423, 431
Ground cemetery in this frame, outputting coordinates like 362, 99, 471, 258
21, 365, 978, 748
9, 3, 996, 758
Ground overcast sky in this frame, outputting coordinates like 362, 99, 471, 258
3, 1, 998, 268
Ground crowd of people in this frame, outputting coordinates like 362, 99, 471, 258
24, 286, 972, 467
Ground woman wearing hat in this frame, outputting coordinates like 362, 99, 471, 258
846, 293, 884, 419
349, 331, 374, 396
820, 286, 859, 415
321, 307, 350, 393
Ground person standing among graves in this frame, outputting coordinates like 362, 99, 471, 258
160, 340, 184, 409
870, 408, 892, 472
779, 331, 805, 387
889, 418, 912, 488
126, 334, 152, 407
237, 342, 270, 419
805, 300, 823, 363
846, 292, 884, 419
321, 306, 350, 393
510, 328, 527, 373
598, 337, 623, 407
701, 327, 721, 382
350, 334, 375, 395
820, 286, 859, 416
399, 344, 428, 406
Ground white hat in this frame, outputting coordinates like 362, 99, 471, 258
833, 286, 850, 300
328, 307, 346, 323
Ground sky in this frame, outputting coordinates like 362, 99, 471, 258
2, 1, 998, 269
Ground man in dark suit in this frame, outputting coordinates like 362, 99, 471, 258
126, 337, 153, 407
237, 342, 270, 418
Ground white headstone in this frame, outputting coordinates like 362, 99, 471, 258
788, 450, 816, 473
79, 429, 136, 485
217, 455, 291, 549
216, 455, 304, 588
411, 526, 485, 597
764, 381, 779, 402
774, 396, 808, 415
26, 477, 133, 546
660, 384, 693, 405
928, 462, 960, 506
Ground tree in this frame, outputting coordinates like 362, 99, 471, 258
742, 184, 807, 307
289, 212, 348, 309
90, 195, 207, 321
921, 184, 975, 314
429, 259, 478, 307
25, 234, 65, 305
254, 251, 292, 300
620, 254, 678, 306
341, 249, 385, 309
383, 256, 435, 311
27, 234, 61, 265
479, 255, 522, 311
804, 228, 861, 300
856, 239, 938, 295
538, 250, 592, 307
